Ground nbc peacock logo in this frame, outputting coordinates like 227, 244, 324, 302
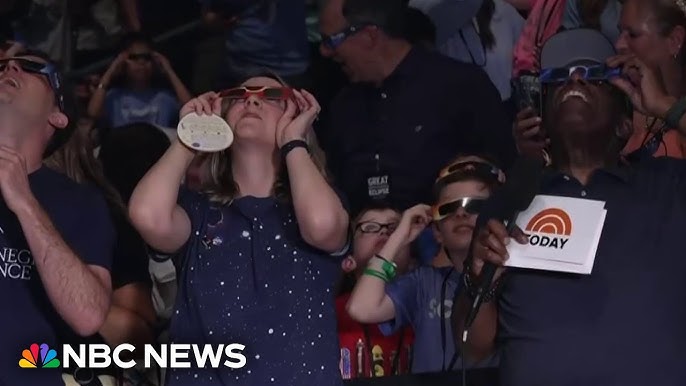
18, 343, 61, 369
524, 208, 572, 249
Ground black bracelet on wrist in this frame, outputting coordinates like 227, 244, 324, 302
462, 262, 505, 303
280, 139, 309, 159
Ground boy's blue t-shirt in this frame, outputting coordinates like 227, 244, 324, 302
380, 265, 498, 373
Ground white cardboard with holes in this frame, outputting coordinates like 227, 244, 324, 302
177, 112, 233, 152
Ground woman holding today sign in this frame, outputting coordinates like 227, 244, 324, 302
128, 74, 350, 386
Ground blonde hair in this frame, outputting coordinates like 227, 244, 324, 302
200, 73, 330, 205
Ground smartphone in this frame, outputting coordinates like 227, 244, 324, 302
512, 74, 541, 116
513, 74, 549, 145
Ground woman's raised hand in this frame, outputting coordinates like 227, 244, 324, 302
276, 89, 321, 148
179, 92, 222, 120
607, 54, 675, 118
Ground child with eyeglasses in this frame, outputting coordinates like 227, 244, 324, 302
345, 155, 502, 374
335, 202, 415, 379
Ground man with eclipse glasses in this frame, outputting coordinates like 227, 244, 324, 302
455, 28, 686, 386
0, 53, 114, 386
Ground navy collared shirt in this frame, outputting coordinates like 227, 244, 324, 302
498, 157, 686, 386
317, 47, 515, 213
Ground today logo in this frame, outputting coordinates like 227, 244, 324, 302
18, 342, 247, 370
524, 208, 572, 249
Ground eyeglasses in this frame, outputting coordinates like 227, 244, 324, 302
540, 65, 621, 84
219, 86, 294, 101
128, 53, 153, 62
356, 221, 398, 234
436, 160, 503, 183
321, 25, 369, 50
0, 58, 64, 111
432, 197, 486, 221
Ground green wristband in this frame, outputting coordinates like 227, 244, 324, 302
363, 268, 389, 283
665, 97, 686, 128
374, 254, 398, 280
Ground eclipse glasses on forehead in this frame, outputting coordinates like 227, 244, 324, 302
218, 86, 294, 101
539, 64, 621, 84
432, 197, 486, 221
436, 160, 504, 184
0, 58, 64, 111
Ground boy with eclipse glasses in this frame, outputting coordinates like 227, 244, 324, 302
345, 155, 502, 373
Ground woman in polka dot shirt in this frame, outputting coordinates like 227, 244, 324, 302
129, 73, 350, 385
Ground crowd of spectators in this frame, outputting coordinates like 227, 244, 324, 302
1, 0, 686, 385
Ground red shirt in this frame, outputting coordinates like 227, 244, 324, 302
336, 293, 415, 379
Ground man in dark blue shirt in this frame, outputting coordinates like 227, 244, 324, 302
0, 52, 114, 385
317, 0, 516, 214
454, 29, 686, 386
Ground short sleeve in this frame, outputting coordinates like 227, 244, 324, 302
170, 185, 208, 269
178, 184, 206, 229
67, 189, 115, 271
378, 269, 422, 336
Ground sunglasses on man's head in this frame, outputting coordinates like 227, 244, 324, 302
539, 65, 622, 84
219, 86, 294, 101
355, 221, 398, 234
0, 58, 64, 111
432, 197, 486, 221
128, 53, 153, 62
436, 161, 503, 183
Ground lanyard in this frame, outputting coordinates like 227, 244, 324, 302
440, 247, 464, 371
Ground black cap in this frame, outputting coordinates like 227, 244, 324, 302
541, 28, 616, 69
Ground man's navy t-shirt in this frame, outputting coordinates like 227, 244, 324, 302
0, 167, 114, 386
498, 158, 686, 386
167, 189, 345, 386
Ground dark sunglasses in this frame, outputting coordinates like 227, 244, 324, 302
321, 24, 369, 50
0, 58, 64, 111
219, 86, 294, 101
436, 161, 503, 183
432, 197, 486, 221
540, 65, 621, 84
355, 221, 398, 234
